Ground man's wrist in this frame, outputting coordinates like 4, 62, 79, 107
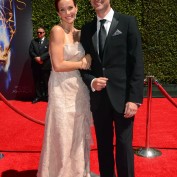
91, 78, 96, 92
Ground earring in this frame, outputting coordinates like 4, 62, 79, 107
59, 17, 62, 24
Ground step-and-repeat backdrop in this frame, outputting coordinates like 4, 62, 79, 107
0, 0, 33, 100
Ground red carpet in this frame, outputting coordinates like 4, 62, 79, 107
0, 98, 177, 177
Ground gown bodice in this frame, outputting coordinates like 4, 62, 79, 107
63, 42, 85, 62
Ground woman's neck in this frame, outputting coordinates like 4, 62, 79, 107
60, 23, 74, 34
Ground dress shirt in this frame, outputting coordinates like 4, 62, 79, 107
96, 8, 114, 53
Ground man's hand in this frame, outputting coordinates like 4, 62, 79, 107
124, 102, 138, 118
92, 77, 108, 91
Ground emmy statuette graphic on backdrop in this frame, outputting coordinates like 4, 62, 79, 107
0, 0, 17, 160
0, 0, 16, 71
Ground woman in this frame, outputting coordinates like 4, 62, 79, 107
37, 0, 92, 177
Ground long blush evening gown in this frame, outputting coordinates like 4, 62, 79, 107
37, 42, 92, 177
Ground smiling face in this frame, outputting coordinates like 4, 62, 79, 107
57, 0, 77, 24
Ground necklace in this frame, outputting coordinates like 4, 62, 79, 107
60, 24, 74, 34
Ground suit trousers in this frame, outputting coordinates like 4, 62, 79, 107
92, 89, 134, 177
32, 67, 50, 98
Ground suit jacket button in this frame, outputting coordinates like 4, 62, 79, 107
102, 67, 105, 71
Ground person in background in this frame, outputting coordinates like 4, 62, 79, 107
80, 0, 144, 177
29, 27, 51, 103
37, 0, 92, 177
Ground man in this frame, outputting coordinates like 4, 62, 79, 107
80, 0, 144, 177
29, 27, 51, 103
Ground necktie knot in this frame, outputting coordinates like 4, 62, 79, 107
100, 19, 106, 26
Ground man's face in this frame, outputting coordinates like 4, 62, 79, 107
90, 0, 110, 13
37, 28, 45, 39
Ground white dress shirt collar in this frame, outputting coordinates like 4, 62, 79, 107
97, 8, 114, 23
97, 8, 114, 35
41, 37, 45, 41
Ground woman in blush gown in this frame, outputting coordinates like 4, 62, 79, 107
37, 0, 92, 177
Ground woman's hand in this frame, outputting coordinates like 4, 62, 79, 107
80, 54, 92, 70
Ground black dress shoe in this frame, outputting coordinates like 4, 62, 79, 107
32, 97, 41, 104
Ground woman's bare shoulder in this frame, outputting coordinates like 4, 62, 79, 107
50, 25, 64, 34
50, 25, 64, 41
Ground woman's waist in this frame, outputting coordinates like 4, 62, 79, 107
51, 69, 80, 76
50, 70, 84, 81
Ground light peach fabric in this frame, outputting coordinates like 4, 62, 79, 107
37, 42, 92, 177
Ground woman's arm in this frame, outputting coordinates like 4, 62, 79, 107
49, 25, 90, 72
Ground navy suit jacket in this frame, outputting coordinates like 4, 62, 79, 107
80, 11, 144, 113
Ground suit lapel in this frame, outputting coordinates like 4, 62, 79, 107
43, 38, 47, 45
90, 19, 103, 63
107, 12, 120, 38
91, 19, 98, 53
102, 12, 120, 62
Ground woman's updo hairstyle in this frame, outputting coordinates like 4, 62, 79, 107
55, 0, 77, 12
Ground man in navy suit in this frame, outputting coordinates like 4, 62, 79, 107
29, 27, 51, 103
80, 0, 144, 177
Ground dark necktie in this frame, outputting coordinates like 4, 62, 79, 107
99, 19, 107, 60
39, 39, 42, 45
